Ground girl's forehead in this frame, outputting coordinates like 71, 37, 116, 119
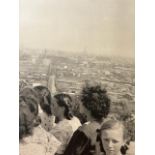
101, 128, 124, 138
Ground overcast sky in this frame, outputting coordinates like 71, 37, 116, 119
20, 0, 134, 57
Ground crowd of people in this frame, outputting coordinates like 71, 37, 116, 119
19, 83, 134, 155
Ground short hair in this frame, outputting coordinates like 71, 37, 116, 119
54, 93, 73, 120
34, 86, 52, 115
19, 96, 39, 140
99, 120, 128, 140
81, 85, 111, 121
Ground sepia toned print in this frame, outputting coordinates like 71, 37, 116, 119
19, 0, 134, 155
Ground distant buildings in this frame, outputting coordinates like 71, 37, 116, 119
19, 51, 135, 106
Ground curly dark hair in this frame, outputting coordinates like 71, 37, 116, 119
34, 86, 52, 115
81, 85, 111, 121
54, 93, 73, 120
19, 96, 39, 140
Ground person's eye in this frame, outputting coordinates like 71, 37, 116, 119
112, 139, 119, 143
104, 138, 109, 142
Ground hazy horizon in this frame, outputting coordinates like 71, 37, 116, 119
20, 0, 134, 58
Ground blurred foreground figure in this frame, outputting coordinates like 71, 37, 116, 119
34, 85, 56, 132
19, 88, 61, 155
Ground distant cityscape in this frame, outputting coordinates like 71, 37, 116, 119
19, 49, 135, 113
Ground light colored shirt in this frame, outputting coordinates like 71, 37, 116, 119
20, 125, 61, 155
50, 116, 81, 154
39, 110, 56, 132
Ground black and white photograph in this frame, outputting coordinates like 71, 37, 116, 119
19, 0, 135, 155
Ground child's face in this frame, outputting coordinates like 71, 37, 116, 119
101, 128, 124, 155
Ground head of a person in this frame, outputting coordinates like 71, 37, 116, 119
33, 85, 52, 116
80, 85, 111, 122
19, 96, 39, 140
52, 93, 73, 121
20, 87, 39, 101
98, 120, 128, 155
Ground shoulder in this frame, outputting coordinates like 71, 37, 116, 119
79, 122, 100, 135
65, 127, 89, 143
68, 117, 81, 131
50, 120, 73, 142
78, 122, 101, 145
30, 126, 49, 143
72, 116, 81, 122
53, 119, 73, 131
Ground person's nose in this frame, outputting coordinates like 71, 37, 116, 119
108, 140, 113, 148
